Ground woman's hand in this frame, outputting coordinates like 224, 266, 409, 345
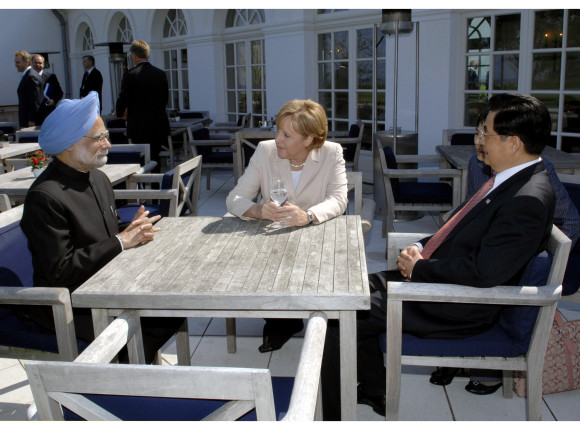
275, 202, 310, 227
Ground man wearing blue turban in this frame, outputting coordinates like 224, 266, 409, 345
19, 92, 184, 363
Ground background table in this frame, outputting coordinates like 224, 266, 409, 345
0, 163, 140, 204
436, 145, 580, 200
73, 215, 370, 420
0, 143, 41, 174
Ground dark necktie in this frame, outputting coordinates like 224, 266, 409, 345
421, 175, 496, 259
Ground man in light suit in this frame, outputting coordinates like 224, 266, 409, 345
115, 40, 169, 172
14, 50, 43, 128
32, 54, 64, 125
80, 55, 103, 111
321, 93, 556, 420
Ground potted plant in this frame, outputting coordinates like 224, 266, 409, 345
26, 150, 50, 177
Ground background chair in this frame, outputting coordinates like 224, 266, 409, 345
208, 113, 251, 134
15, 128, 41, 143
0, 205, 80, 361
382, 225, 571, 421
233, 129, 278, 183
329, 121, 364, 171
187, 126, 235, 190
346, 171, 375, 243
376, 137, 461, 253
107, 143, 157, 174
25, 310, 327, 421
105, 118, 129, 144
442, 128, 475, 146
114, 155, 202, 224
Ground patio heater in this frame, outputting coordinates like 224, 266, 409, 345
373, 10, 420, 219
95, 42, 130, 113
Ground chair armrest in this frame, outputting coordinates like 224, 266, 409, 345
386, 282, 562, 306
113, 189, 179, 200
361, 198, 376, 236
328, 137, 361, 144
127, 173, 164, 184
136, 161, 158, 174
283, 312, 327, 421
383, 167, 462, 179
189, 139, 235, 146
395, 154, 447, 164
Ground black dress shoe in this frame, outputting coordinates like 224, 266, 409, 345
465, 380, 502, 395
357, 385, 386, 417
258, 319, 304, 353
429, 367, 461, 386
258, 334, 290, 353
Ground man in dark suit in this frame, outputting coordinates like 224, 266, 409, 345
80, 55, 103, 111
14, 50, 43, 128
115, 40, 170, 171
32, 54, 64, 125
320, 94, 556, 420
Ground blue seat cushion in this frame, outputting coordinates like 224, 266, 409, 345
63, 376, 294, 421
107, 151, 143, 166
450, 133, 474, 146
116, 204, 162, 225
379, 250, 551, 357
0, 220, 33, 286
192, 128, 233, 163
397, 182, 453, 204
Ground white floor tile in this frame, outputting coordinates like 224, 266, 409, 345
543, 388, 580, 420
0, 363, 33, 407
191, 335, 270, 370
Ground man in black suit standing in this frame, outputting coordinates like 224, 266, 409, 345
115, 40, 169, 171
14, 50, 43, 128
32, 54, 64, 125
80, 55, 103, 111
321, 93, 557, 420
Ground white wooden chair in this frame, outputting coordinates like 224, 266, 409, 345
187, 125, 236, 190
330, 121, 364, 171
383, 225, 571, 421
0, 205, 78, 361
25, 310, 327, 421
346, 171, 375, 243
113, 155, 202, 222
108, 143, 157, 174
208, 113, 252, 133
15, 128, 41, 143
233, 129, 278, 183
376, 135, 462, 255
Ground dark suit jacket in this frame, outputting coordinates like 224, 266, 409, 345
17, 68, 43, 127
115, 61, 170, 157
37, 71, 64, 124
402, 161, 556, 338
80, 68, 103, 110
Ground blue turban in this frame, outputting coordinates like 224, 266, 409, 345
39, 91, 100, 155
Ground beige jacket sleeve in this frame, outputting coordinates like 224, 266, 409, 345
226, 140, 347, 223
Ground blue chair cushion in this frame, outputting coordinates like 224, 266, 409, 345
378, 250, 551, 357
180, 112, 204, 119
450, 133, 474, 146
116, 204, 162, 225
340, 124, 360, 163
0, 220, 33, 286
62, 376, 294, 421
192, 128, 234, 163
107, 151, 143, 166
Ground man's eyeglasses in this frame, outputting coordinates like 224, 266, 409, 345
84, 131, 110, 143
475, 129, 501, 142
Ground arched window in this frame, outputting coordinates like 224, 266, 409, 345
83, 27, 94, 51
224, 10, 266, 126
225, 9, 265, 28
163, 9, 187, 38
116, 16, 133, 43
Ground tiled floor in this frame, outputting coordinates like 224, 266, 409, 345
2, 169, 580, 421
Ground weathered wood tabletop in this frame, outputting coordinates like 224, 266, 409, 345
0, 142, 41, 173
73, 215, 370, 420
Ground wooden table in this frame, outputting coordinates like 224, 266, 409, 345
0, 142, 40, 174
0, 163, 140, 203
72, 215, 370, 420
436, 144, 580, 200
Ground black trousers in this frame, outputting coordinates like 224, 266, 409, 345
321, 270, 401, 421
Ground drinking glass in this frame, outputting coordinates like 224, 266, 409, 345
269, 177, 287, 229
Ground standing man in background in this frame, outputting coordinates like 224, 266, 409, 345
14, 50, 43, 128
80, 55, 103, 111
32, 54, 64, 125
115, 40, 169, 171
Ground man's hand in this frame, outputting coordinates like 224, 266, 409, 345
118, 205, 161, 249
397, 245, 423, 280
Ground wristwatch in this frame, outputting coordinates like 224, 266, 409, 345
306, 210, 314, 224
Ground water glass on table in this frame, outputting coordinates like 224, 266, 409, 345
270, 177, 287, 229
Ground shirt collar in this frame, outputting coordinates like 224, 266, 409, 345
490, 157, 542, 194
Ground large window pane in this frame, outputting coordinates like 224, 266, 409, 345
357, 92, 372, 121
562, 136, 580, 153
335, 92, 348, 118
334, 31, 348, 60
534, 10, 564, 49
319, 92, 332, 116
495, 14, 520, 51
226, 44, 235, 66
466, 57, 481, 89
236, 42, 245, 64
335, 62, 348, 89
251, 40, 262, 64
226, 68, 235, 88
236, 67, 246, 89
357, 60, 372, 90
318, 63, 331, 89
376, 92, 385, 122
464, 94, 488, 127
357, 28, 373, 59
532, 53, 561, 90
565, 52, 580, 90
564, 94, 580, 133
251, 66, 262, 89
533, 94, 559, 131
227, 91, 236, 112
493, 54, 519, 90
377, 59, 385, 90
252, 91, 263, 114
467, 16, 491, 52
318, 33, 332, 61
569, 10, 580, 47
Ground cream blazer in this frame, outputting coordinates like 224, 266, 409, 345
226, 140, 348, 223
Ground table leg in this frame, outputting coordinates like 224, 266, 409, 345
91, 308, 109, 339
339, 310, 357, 421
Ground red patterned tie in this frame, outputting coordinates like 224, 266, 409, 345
421, 176, 495, 259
